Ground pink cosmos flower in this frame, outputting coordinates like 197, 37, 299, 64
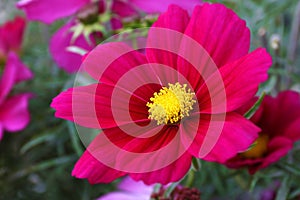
51, 3, 272, 184
17, 0, 201, 73
0, 17, 33, 140
225, 91, 300, 174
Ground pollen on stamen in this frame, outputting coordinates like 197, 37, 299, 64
146, 82, 196, 125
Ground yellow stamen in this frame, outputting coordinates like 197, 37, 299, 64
146, 82, 196, 125
240, 134, 269, 159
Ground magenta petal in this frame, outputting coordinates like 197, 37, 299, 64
112, 0, 137, 18
72, 150, 126, 184
130, 152, 192, 185
189, 113, 259, 163
8, 52, 33, 83
0, 56, 18, 102
0, 52, 32, 103
184, 3, 250, 67
198, 48, 272, 113
49, 22, 95, 73
0, 93, 31, 132
129, 0, 201, 14
17, 0, 90, 24
151, 5, 190, 32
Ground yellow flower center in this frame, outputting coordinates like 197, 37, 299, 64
146, 82, 196, 125
240, 134, 269, 159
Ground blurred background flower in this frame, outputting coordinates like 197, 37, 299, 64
97, 177, 153, 200
17, 0, 201, 73
0, 16, 33, 140
226, 91, 300, 174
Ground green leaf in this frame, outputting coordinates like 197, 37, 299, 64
67, 121, 84, 156
20, 133, 56, 154
258, 75, 277, 94
10, 155, 77, 180
191, 158, 201, 171
164, 182, 179, 198
278, 162, 300, 176
244, 92, 266, 119
288, 187, 300, 199
185, 169, 195, 187
249, 175, 259, 192
275, 175, 291, 200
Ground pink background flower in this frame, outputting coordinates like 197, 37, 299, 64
17, 0, 203, 73
0, 17, 33, 140
0, 53, 33, 140
226, 91, 300, 174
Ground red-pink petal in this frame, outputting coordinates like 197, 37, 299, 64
146, 5, 190, 69
72, 150, 126, 184
130, 152, 192, 185
83, 42, 148, 83
0, 16, 26, 54
17, 0, 90, 24
49, 22, 95, 73
184, 3, 250, 67
225, 156, 264, 170
198, 48, 272, 113
73, 126, 190, 185
187, 113, 259, 163
82, 124, 190, 183
0, 93, 32, 132
51, 84, 102, 129
51, 83, 153, 129
129, 0, 201, 14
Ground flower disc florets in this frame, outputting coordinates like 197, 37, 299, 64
147, 82, 196, 125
